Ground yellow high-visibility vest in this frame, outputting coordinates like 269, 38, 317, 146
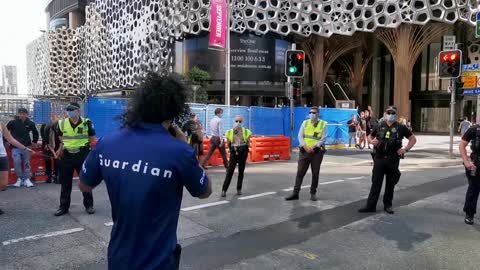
225, 128, 252, 145
59, 118, 90, 152
303, 120, 327, 147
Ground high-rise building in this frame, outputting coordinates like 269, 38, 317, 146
1, 66, 18, 95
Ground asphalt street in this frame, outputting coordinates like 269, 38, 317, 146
1, 145, 479, 270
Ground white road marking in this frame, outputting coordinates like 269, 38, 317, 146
181, 201, 229, 211
104, 222, 114, 227
238, 192, 277, 200
346, 176, 364, 180
2, 228, 84, 246
282, 185, 310, 192
319, 180, 345, 185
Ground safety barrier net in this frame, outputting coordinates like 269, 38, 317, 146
31, 99, 357, 146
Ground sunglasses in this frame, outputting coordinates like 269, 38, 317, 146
235, 120, 243, 123
309, 112, 317, 114
386, 111, 396, 115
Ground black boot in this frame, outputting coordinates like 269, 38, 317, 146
0, 208, 4, 215
285, 193, 299, 201
384, 207, 394, 214
465, 215, 474, 225
54, 208, 69, 217
358, 206, 376, 213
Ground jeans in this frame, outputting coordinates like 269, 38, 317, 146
12, 148, 31, 180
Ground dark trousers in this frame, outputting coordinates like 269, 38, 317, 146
59, 151, 93, 210
201, 136, 228, 168
464, 169, 480, 216
222, 146, 248, 192
366, 156, 401, 209
44, 152, 59, 179
293, 151, 324, 195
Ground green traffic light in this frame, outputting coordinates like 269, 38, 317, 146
289, 66, 297, 73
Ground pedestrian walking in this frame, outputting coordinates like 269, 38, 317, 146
347, 114, 357, 148
79, 74, 212, 270
54, 102, 96, 217
221, 115, 252, 197
458, 116, 472, 137
358, 106, 417, 214
0, 122, 34, 215
285, 107, 328, 201
201, 108, 228, 169
459, 125, 480, 225
7, 108, 39, 188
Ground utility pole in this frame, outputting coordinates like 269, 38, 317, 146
225, 1, 230, 106
449, 78, 455, 159
289, 43, 296, 148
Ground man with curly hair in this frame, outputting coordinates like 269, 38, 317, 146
79, 74, 212, 270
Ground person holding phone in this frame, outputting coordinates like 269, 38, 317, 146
79, 74, 212, 270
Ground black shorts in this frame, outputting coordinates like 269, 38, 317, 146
0, 157, 8, 172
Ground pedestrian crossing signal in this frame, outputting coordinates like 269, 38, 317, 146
285, 50, 305, 78
438, 50, 462, 79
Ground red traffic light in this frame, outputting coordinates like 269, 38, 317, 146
440, 52, 459, 62
296, 53, 304, 61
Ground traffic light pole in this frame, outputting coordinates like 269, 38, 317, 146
449, 78, 456, 159
289, 43, 296, 150
225, 2, 231, 106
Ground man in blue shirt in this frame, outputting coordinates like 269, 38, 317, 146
79, 74, 212, 270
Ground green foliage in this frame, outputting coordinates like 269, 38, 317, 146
186, 67, 210, 104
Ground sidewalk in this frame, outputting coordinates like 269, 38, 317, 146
324, 135, 464, 168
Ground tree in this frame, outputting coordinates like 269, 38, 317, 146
376, 23, 450, 118
338, 34, 373, 107
186, 66, 210, 104
301, 35, 362, 106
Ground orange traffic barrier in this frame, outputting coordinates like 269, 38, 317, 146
248, 136, 290, 163
200, 137, 230, 167
6, 143, 48, 184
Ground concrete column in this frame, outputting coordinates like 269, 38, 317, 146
370, 38, 381, 117
69, 11, 82, 29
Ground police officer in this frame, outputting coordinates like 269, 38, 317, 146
79, 74, 211, 270
54, 102, 96, 216
286, 107, 328, 201
359, 106, 416, 214
459, 125, 480, 225
221, 115, 252, 197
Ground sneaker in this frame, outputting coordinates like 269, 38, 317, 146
13, 179, 22, 188
310, 194, 318, 201
221, 191, 226, 198
24, 179, 34, 188
285, 194, 299, 201
465, 215, 474, 225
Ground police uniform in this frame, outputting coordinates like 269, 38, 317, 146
222, 127, 252, 196
360, 117, 412, 212
56, 116, 95, 214
460, 126, 480, 223
286, 117, 328, 201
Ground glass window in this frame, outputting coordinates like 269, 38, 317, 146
420, 47, 428, 91
428, 42, 441, 91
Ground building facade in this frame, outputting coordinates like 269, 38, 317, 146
28, 0, 479, 131
0, 66, 18, 96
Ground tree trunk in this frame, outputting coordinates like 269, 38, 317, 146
311, 39, 325, 106
352, 50, 363, 107
393, 63, 412, 120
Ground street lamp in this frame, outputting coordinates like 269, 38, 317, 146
192, 85, 201, 103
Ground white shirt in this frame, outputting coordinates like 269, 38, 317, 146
210, 116, 223, 137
